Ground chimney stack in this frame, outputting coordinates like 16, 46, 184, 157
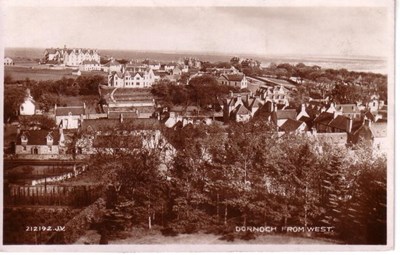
346, 117, 353, 133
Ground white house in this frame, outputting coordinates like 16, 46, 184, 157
4, 57, 13, 66
108, 68, 156, 88
218, 74, 248, 89
79, 60, 101, 71
19, 89, 36, 116
55, 104, 86, 129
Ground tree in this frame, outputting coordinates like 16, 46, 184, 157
4, 86, 26, 122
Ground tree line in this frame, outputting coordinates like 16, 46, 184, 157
89, 120, 386, 244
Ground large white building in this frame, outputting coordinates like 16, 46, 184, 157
108, 68, 157, 88
43, 46, 100, 66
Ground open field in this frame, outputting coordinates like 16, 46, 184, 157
5, 66, 76, 81
4, 66, 107, 82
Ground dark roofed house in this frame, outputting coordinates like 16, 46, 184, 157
279, 119, 307, 133
313, 112, 334, 132
15, 129, 65, 155
218, 74, 248, 89
271, 109, 297, 127
350, 120, 387, 152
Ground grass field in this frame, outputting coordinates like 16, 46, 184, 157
5, 66, 107, 82
5, 66, 76, 81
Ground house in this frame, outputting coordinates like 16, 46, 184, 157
256, 85, 290, 107
63, 48, 100, 66
75, 119, 175, 163
313, 112, 334, 133
148, 61, 161, 70
350, 119, 388, 153
4, 57, 13, 66
218, 74, 248, 89
165, 62, 177, 71
279, 119, 307, 133
55, 104, 86, 129
366, 94, 385, 113
172, 66, 182, 76
273, 109, 297, 127
15, 129, 65, 155
19, 89, 36, 116
335, 104, 361, 119
108, 68, 156, 88
79, 60, 101, 71
102, 59, 123, 73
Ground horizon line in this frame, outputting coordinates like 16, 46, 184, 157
4, 46, 386, 61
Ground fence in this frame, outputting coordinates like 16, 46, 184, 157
4, 184, 104, 207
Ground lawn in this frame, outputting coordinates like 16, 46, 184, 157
5, 66, 76, 81
5, 66, 107, 82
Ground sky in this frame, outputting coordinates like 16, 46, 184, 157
1, 3, 391, 58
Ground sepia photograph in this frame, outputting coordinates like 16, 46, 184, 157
0, 0, 395, 252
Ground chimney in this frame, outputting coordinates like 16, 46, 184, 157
273, 103, 278, 112
346, 117, 353, 133
229, 91, 233, 97
311, 127, 317, 135
59, 127, 65, 145
365, 118, 371, 128
301, 103, 306, 112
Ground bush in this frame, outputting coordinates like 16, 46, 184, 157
161, 227, 179, 237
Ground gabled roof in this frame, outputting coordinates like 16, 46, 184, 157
236, 104, 251, 115
328, 115, 349, 131
55, 106, 85, 116
103, 59, 121, 67
280, 119, 304, 132
314, 112, 334, 125
17, 130, 61, 145
222, 74, 245, 82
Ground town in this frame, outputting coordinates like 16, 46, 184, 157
3, 46, 388, 245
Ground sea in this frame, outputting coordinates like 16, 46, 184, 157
4, 48, 387, 75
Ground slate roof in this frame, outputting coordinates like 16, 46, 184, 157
221, 74, 245, 82
276, 109, 297, 120
280, 119, 304, 132
236, 104, 251, 115
17, 130, 61, 145
328, 115, 349, 131
55, 106, 85, 116
314, 112, 334, 125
